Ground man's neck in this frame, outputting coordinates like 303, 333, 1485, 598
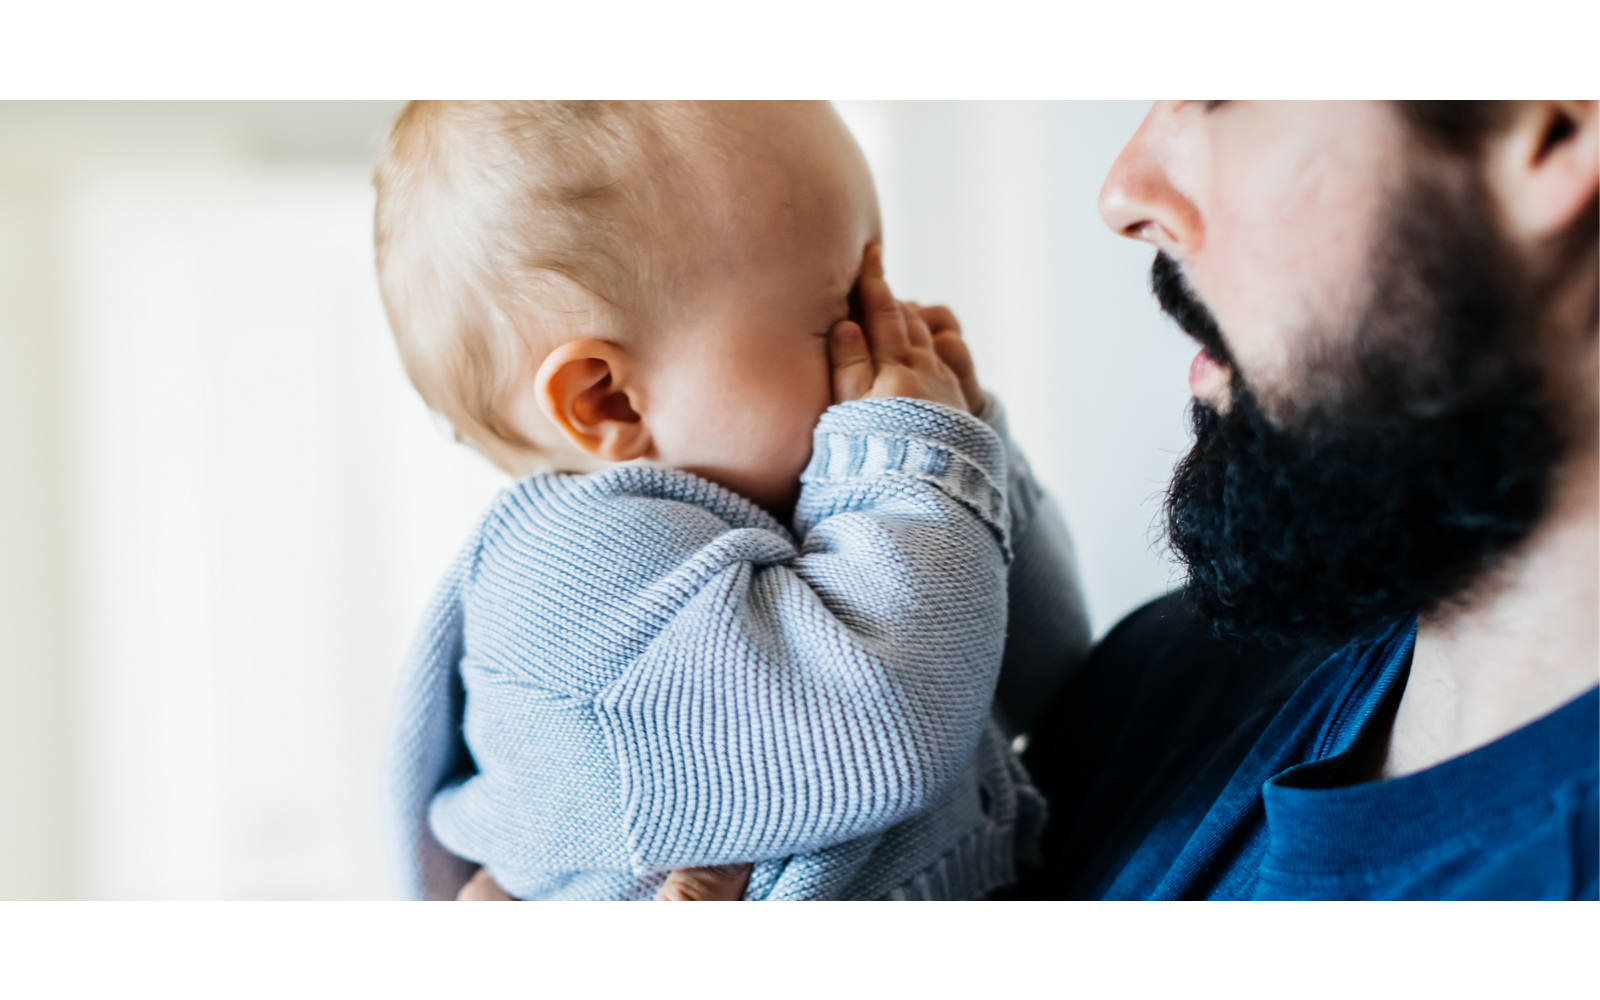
1376, 445, 1600, 780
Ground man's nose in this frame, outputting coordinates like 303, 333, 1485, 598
1098, 104, 1204, 254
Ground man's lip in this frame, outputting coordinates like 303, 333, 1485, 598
1188, 348, 1229, 397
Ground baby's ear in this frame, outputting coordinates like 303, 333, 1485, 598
534, 340, 653, 463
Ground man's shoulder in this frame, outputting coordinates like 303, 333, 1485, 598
1083, 589, 1339, 704
1016, 590, 1338, 898
1088, 590, 1222, 672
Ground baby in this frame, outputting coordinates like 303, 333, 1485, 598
376, 101, 1090, 900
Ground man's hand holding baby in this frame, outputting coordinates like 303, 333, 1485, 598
829, 245, 975, 413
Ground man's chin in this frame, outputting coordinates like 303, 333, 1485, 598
1165, 364, 1560, 646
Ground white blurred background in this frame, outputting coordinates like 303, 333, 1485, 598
0, 101, 1194, 899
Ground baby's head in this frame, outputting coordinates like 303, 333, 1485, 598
374, 101, 881, 511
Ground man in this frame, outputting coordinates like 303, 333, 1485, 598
1019, 100, 1597, 899
466, 101, 1599, 900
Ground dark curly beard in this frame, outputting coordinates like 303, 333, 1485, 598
1159, 168, 1566, 646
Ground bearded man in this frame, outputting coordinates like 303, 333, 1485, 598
1018, 100, 1597, 899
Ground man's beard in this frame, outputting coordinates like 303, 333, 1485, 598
1156, 169, 1567, 645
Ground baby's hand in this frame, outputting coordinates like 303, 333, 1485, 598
829, 245, 968, 412
909, 302, 984, 415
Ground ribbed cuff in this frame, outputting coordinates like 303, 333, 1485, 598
975, 390, 1007, 438
974, 390, 1045, 537
801, 398, 1010, 558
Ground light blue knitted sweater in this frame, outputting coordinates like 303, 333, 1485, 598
384, 396, 1089, 899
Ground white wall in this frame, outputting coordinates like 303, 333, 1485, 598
0, 101, 1190, 899
0, 174, 74, 899
59, 165, 507, 897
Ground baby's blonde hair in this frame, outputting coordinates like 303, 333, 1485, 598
373, 100, 711, 474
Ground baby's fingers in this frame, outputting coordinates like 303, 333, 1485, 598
829, 320, 874, 402
932, 328, 984, 414
918, 304, 962, 339
901, 301, 934, 349
857, 244, 909, 360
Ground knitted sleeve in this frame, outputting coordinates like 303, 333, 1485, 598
382, 524, 485, 901
977, 393, 1093, 738
594, 397, 1014, 870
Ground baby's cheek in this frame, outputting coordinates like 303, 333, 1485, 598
745, 357, 830, 488
789, 352, 835, 446
659, 338, 832, 508
764, 373, 829, 468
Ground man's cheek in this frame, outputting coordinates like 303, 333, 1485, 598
1198, 266, 1301, 396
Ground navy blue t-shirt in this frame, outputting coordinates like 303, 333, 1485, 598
1019, 593, 1599, 900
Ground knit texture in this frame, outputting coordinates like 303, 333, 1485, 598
384, 396, 1078, 899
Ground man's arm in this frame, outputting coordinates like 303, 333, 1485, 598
979, 392, 1092, 736
915, 303, 1092, 736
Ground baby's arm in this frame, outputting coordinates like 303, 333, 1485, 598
916, 304, 1092, 738
410, 250, 1013, 894
596, 250, 1008, 870
601, 395, 1009, 869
